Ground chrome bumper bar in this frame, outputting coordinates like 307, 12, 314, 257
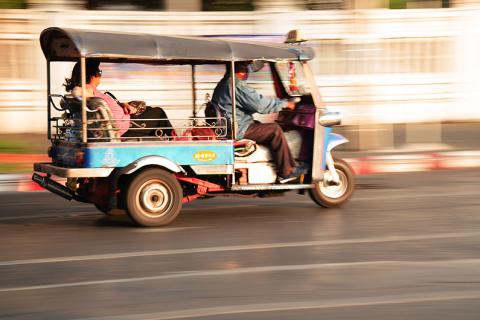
33, 163, 114, 178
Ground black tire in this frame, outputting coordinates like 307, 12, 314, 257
94, 203, 126, 217
125, 168, 183, 227
308, 158, 355, 208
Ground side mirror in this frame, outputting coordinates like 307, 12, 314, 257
318, 112, 341, 127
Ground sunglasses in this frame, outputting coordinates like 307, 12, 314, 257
96, 70, 102, 76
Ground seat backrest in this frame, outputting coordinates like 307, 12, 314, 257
60, 95, 82, 113
86, 97, 121, 142
59, 96, 120, 142
204, 101, 230, 139
58, 95, 82, 142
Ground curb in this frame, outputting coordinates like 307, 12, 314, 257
1, 150, 479, 192
346, 151, 480, 175
0, 153, 50, 164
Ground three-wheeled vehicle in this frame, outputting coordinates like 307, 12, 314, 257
33, 27, 355, 227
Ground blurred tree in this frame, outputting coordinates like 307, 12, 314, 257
389, 0, 450, 8
0, 0, 26, 8
87, 0, 165, 10
202, 0, 254, 11
307, 0, 345, 9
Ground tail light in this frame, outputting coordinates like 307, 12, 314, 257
75, 150, 85, 166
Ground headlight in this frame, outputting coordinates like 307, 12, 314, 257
319, 112, 341, 127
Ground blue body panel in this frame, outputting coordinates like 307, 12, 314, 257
322, 131, 349, 169
53, 143, 79, 167
321, 127, 332, 169
54, 141, 234, 168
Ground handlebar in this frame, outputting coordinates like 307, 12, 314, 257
288, 97, 301, 104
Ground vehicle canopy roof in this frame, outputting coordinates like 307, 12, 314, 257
40, 27, 315, 63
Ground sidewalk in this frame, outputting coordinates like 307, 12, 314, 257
1, 145, 479, 192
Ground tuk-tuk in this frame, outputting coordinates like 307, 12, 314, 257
33, 27, 355, 227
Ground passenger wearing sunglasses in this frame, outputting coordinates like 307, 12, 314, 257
65, 60, 172, 138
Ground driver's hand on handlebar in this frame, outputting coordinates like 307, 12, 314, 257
285, 100, 296, 111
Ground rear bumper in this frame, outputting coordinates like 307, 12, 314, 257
33, 163, 114, 178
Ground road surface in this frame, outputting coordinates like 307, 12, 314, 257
0, 169, 479, 319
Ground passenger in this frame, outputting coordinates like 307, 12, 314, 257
64, 60, 172, 138
211, 61, 306, 183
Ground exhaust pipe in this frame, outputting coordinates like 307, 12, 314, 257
32, 173, 74, 201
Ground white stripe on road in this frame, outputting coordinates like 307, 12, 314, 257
1, 258, 480, 293
76, 290, 480, 320
352, 190, 480, 202
1, 231, 480, 267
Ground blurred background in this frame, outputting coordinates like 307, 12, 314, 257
1, 0, 480, 172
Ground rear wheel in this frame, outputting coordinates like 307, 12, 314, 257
308, 158, 354, 208
125, 168, 183, 227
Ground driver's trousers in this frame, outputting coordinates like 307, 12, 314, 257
243, 122, 296, 177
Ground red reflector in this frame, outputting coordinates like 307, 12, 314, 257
75, 151, 84, 166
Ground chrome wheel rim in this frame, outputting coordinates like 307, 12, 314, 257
136, 179, 173, 218
319, 169, 348, 199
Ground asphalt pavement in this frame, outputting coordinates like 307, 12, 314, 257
0, 169, 479, 319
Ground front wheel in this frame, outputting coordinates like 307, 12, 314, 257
125, 168, 183, 227
308, 158, 355, 208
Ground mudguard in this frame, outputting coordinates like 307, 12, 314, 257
120, 156, 185, 175
326, 133, 349, 152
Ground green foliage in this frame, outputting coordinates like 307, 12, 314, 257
0, 134, 48, 154
389, 0, 450, 9
0, 140, 30, 154
390, 0, 407, 9
0, 163, 31, 173
0, 0, 26, 9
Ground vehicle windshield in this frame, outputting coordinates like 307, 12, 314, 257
275, 61, 311, 96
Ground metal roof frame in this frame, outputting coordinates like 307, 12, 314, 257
40, 27, 315, 63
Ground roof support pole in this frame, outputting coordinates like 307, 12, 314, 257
80, 57, 87, 143
230, 60, 237, 186
230, 61, 237, 140
302, 61, 325, 181
191, 64, 196, 117
46, 60, 51, 140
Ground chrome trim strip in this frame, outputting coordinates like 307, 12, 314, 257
122, 156, 185, 175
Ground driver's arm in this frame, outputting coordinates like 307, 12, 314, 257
236, 82, 287, 114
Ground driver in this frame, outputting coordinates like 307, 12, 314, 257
211, 61, 306, 183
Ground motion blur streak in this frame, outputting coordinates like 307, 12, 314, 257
1, 231, 480, 267
2, 259, 480, 293
1, 4, 480, 154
